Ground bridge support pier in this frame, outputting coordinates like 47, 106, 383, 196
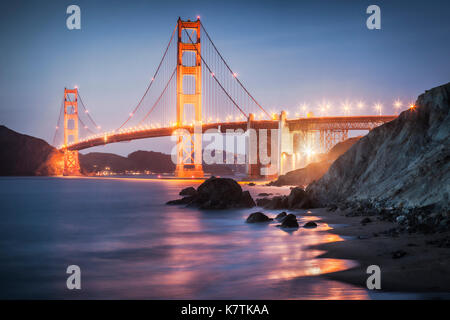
246, 113, 280, 180
63, 150, 81, 176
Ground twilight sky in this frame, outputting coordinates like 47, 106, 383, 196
0, 0, 449, 155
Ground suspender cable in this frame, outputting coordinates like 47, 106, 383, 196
117, 23, 178, 130
183, 28, 247, 118
200, 22, 271, 119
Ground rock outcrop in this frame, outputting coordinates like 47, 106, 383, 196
303, 221, 318, 228
279, 214, 299, 228
167, 176, 256, 209
0, 126, 63, 176
246, 212, 272, 223
307, 82, 450, 213
179, 187, 197, 196
269, 137, 361, 186
258, 187, 318, 210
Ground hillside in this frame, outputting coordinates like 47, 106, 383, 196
307, 82, 450, 211
0, 126, 63, 175
270, 137, 361, 186
80, 150, 244, 175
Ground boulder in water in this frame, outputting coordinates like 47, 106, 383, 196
179, 187, 197, 197
275, 212, 287, 221
240, 190, 256, 208
167, 176, 256, 209
303, 221, 318, 228
279, 214, 299, 228
246, 212, 273, 223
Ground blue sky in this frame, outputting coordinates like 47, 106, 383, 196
1, 0, 449, 155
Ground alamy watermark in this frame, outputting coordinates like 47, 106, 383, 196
66, 5, 81, 30
66, 265, 81, 290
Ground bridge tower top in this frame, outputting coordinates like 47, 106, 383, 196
64, 88, 78, 146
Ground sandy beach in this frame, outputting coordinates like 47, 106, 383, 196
311, 208, 450, 292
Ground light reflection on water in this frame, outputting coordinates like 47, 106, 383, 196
0, 177, 368, 299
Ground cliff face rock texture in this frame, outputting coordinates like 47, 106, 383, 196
0, 126, 63, 176
307, 83, 450, 210
270, 137, 361, 186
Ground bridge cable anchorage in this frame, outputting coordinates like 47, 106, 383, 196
117, 23, 178, 130
200, 22, 271, 120
78, 91, 101, 131
183, 28, 248, 119
52, 96, 65, 147
138, 67, 177, 126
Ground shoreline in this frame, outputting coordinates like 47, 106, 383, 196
312, 207, 450, 293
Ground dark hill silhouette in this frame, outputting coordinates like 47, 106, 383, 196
0, 125, 63, 175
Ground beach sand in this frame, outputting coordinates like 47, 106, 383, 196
310, 208, 450, 292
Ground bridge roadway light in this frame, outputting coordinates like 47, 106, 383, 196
374, 103, 383, 115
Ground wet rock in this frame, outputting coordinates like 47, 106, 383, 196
280, 214, 299, 228
179, 186, 197, 197
246, 212, 273, 223
256, 198, 271, 207
166, 196, 194, 205
264, 196, 288, 210
240, 191, 256, 208
168, 176, 255, 209
303, 221, 318, 228
248, 182, 256, 186
287, 187, 308, 208
361, 217, 372, 225
275, 212, 287, 221
287, 187, 318, 209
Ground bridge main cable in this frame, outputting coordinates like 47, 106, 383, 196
183, 28, 247, 118
117, 23, 178, 130
78, 91, 101, 131
52, 96, 65, 146
200, 22, 271, 119
138, 67, 177, 125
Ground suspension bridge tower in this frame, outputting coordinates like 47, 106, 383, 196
174, 18, 204, 178
63, 88, 81, 176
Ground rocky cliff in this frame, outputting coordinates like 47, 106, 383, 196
307, 82, 450, 211
0, 126, 63, 176
270, 137, 361, 186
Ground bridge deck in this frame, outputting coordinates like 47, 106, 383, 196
66, 115, 397, 151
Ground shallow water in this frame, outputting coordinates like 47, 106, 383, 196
0, 176, 370, 299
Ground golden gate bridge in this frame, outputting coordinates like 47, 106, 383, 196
52, 18, 396, 178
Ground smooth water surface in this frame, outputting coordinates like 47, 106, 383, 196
0, 177, 368, 299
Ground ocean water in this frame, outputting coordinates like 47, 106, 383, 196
0, 176, 369, 299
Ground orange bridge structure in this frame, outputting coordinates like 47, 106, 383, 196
53, 18, 396, 178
